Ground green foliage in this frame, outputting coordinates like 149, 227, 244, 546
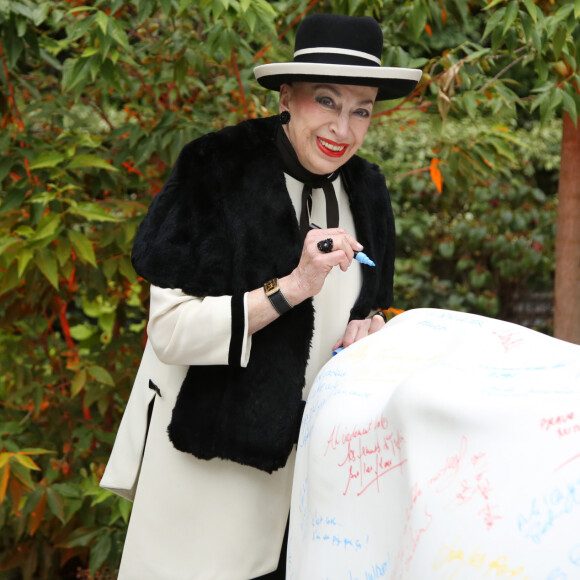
0, 0, 575, 576
367, 117, 558, 327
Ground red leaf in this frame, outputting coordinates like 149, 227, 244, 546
430, 158, 443, 194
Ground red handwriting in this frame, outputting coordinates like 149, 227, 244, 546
492, 330, 525, 352
451, 450, 502, 530
392, 501, 434, 579
428, 435, 468, 492
540, 412, 575, 431
555, 452, 580, 473
392, 436, 502, 576
404, 507, 433, 569
556, 424, 580, 438
324, 415, 406, 496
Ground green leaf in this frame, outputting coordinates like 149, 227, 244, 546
562, 90, 578, 126
70, 324, 95, 341
55, 237, 72, 266
95, 11, 109, 35
483, 0, 504, 10
17, 248, 34, 278
87, 365, 114, 386
110, 18, 130, 50
68, 230, 96, 266
520, 11, 533, 42
67, 154, 118, 172
483, 8, 505, 41
522, 0, 537, 22
32, 213, 61, 241
70, 369, 87, 397
463, 92, 477, 120
118, 255, 137, 282
488, 137, 517, 164
89, 533, 112, 576
159, 0, 173, 14
67, 6, 97, 14
0, 236, 17, 256
530, 27, 542, 53
0, 423, 25, 436
56, 526, 102, 548
553, 23, 567, 60
0, 262, 20, 295
0, 189, 26, 213
35, 248, 59, 289
119, 497, 132, 523
576, 0, 580, 18
10, 460, 35, 488
13, 454, 41, 471
46, 487, 66, 523
438, 240, 455, 259
62, 57, 94, 93
68, 202, 120, 222
29, 151, 65, 170
408, 0, 428, 41
503, 1, 519, 35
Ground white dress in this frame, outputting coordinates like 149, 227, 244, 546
101, 175, 363, 579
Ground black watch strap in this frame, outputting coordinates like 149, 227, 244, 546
264, 278, 293, 315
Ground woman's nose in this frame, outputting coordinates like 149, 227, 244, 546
330, 112, 350, 139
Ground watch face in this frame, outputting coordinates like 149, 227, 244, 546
264, 279, 278, 295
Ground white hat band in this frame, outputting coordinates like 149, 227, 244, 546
293, 47, 382, 66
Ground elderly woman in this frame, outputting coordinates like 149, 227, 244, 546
101, 13, 421, 580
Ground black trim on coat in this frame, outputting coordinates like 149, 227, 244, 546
228, 293, 245, 367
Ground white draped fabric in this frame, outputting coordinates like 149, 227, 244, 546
288, 308, 580, 580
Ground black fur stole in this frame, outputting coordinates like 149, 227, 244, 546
131, 116, 395, 472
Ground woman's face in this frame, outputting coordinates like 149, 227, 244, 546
279, 82, 378, 175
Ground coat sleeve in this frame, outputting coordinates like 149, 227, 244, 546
147, 286, 252, 367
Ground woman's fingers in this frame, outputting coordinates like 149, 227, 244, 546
341, 319, 371, 348
305, 228, 362, 271
334, 314, 387, 351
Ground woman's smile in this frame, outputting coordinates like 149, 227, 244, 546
317, 137, 348, 157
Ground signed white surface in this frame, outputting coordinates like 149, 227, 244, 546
287, 308, 580, 580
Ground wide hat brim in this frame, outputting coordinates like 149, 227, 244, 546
254, 62, 422, 101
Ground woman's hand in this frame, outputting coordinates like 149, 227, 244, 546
332, 314, 386, 351
282, 227, 363, 304
248, 227, 363, 335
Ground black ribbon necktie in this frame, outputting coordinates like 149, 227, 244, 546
276, 125, 340, 239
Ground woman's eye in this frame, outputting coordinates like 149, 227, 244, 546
355, 109, 371, 118
316, 96, 335, 108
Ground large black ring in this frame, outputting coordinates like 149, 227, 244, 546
375, 310, 388, 323
317, 238, 333, 253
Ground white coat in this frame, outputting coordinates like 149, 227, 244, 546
100, 175, 363, 579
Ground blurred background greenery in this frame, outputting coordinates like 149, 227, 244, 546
0, 0, 578, 577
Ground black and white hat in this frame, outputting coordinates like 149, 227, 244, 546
254, 14, 422, 101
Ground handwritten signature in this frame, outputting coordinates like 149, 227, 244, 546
324, 415, 406, 496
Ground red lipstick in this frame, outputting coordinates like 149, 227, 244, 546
316, 137, 348, 158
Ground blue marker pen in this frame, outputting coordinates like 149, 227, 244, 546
332, 347, 344, 356
309, 223, 375, 267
